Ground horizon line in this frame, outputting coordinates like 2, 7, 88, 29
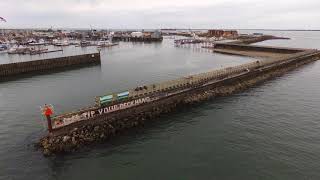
0, 27, 320, 31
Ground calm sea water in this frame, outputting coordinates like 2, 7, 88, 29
0, 31, 320, 180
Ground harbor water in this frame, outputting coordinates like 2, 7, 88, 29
1, 31, 320, 180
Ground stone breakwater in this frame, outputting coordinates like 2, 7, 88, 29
233, 35, 290, 45
0, 53, 100, 79
38, 52, 319, 156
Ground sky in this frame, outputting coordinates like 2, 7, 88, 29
0, 0, 320, 29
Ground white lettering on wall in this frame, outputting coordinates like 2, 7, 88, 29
53, 97, 156, 129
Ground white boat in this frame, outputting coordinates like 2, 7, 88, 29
54, 39, 70, 46
96, 40, 118, 48
70, 40, 80, 45
80, 40, 91, 47
97, 40, 111, 46
7, 45, 30, 54
29, 39, 47, 46
9, 40, 17, 45
27, 38, 36, 44
52, 39, 59, 45
131, 32, 143, 38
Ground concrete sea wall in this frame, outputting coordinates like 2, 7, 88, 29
215, 43, 305, 54
0, 53, 100, 78
39, 51, 320, 155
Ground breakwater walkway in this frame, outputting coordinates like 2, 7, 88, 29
0, 53, 100, 79
38, 44, 320, 155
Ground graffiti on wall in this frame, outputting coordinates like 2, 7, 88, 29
53, 97, 156, 129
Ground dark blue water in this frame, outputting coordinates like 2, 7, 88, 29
1, 31, 320, 180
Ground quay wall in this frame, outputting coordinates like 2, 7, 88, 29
0, 53, 100, 77
215, 43, 306, 54
39, 50, 320, 155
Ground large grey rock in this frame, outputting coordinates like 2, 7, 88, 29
63, 136, 70, 142
94, 126, 100, 132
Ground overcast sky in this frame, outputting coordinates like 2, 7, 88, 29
0, 0, 320, 29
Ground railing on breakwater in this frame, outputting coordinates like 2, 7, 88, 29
50, 49, 320, 130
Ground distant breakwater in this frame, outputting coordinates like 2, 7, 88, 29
234, 35, 290, 45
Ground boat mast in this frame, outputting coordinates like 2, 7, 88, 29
0, 16, 7, 39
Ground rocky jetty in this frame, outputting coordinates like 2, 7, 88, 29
39, 53, 319, 156
40, 105, 176, 156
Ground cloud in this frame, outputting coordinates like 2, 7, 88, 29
0, 0, 319, 29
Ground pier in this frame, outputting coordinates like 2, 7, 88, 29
38, 43, 320, 155
0, 53, 100, 79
